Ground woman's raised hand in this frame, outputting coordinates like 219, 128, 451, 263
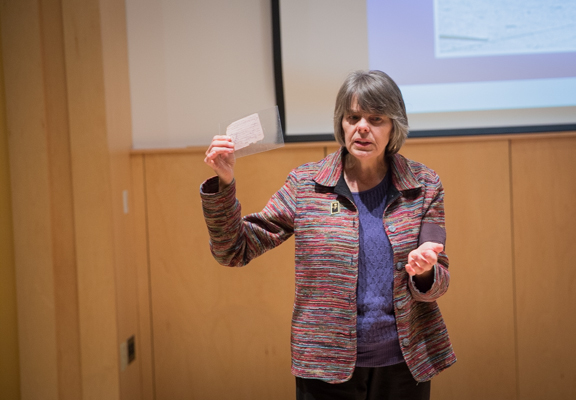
204, 135, 236, 189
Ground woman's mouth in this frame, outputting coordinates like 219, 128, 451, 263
354, 140, 371, 147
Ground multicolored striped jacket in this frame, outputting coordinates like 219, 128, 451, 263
200, 147, 456, 383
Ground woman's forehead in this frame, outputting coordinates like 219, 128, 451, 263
347, 96, 384, 114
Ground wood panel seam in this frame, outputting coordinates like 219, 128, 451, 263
508, 139, 520, 400
141, 154, 157, 400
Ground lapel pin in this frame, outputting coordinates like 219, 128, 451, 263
330, 201, 340, 214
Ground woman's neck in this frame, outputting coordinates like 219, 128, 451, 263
344, 154, 388, 192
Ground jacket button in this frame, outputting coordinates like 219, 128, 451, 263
388, 224, 396, 233
402, 338, 410, 347
395, 262, 404, 271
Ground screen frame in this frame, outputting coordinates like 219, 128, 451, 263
271, 0, 576, 143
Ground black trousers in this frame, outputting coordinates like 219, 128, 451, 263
295, 362, 430, 400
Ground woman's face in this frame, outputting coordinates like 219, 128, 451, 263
342, 98, 392, 164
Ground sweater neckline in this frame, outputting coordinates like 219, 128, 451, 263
351, 169, 391, 195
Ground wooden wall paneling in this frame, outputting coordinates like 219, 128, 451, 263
100, 0, 144, 397
61, 0, 121, 394
401, 140, 517, 400
144, 147, 324, 399
4, 0, 142, 397
511, 136, 576, 400
0, 17, 21, 398
324, 145, 338, 155
130, 154, 156, 400
40, 0, 83, 398
1, 1, 60, 398
61, 0, 142, 397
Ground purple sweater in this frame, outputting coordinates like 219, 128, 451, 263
351, 172, 404, 367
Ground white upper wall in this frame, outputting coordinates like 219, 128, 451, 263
126, 0, 276, 149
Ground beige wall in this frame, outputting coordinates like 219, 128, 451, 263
132, 133, 576, 400
0, 18, 21, 399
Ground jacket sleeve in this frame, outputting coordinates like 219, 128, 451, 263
409, 175, 450, 302
200, 172, 297, 267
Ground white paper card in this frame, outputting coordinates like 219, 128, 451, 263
225, 113, 265, 150
219, 106, 284, 159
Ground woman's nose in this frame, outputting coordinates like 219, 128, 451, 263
357, 117, 369, 132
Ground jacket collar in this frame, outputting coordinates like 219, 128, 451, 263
314, 147, 422, 192
313, 147, 345, 187
389, 153, 422, 192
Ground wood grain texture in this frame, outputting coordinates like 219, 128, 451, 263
511, 137, 576, 400
401, 140, 517, 400
130, 154, 156, 400
0, 16, 21, 399
1, 1, 60, 398
40, 0, 83, 397
144, 147, 324, 399
61, 0, 121, 393
100, 0, 144, 397
61, 0, 140, 397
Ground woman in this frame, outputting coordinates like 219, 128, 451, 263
201, 70, 456, 399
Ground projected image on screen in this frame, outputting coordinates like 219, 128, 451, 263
435, 0, 576, 58
275, 0, 576, 138
366, 0, 576, 119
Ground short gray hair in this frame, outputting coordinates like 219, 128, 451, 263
334, 70, 409, 156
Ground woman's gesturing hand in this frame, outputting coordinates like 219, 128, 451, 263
204, 135, 236, 189
405, 242, 444, 277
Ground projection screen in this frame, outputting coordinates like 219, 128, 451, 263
274, 0, 576, 141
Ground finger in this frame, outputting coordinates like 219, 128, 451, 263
206, 147, 234, 160
405, 264, 416, 276
410, 252, 436, 270
409, 261, 432, 277
206, 142, 235, 156
413, 253, 429, 267
419, 251, 435, 265
430, 243, 444, 254
424, 250, 438, 264
212, 135, 232, 141
408, 259, 423, 271
207, 135, 234, 147
416, 254, 428, 266
408, 249, 419, 262
208, 135, 233, 147
210, 139, 234, 147
204, 156, 217, 168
